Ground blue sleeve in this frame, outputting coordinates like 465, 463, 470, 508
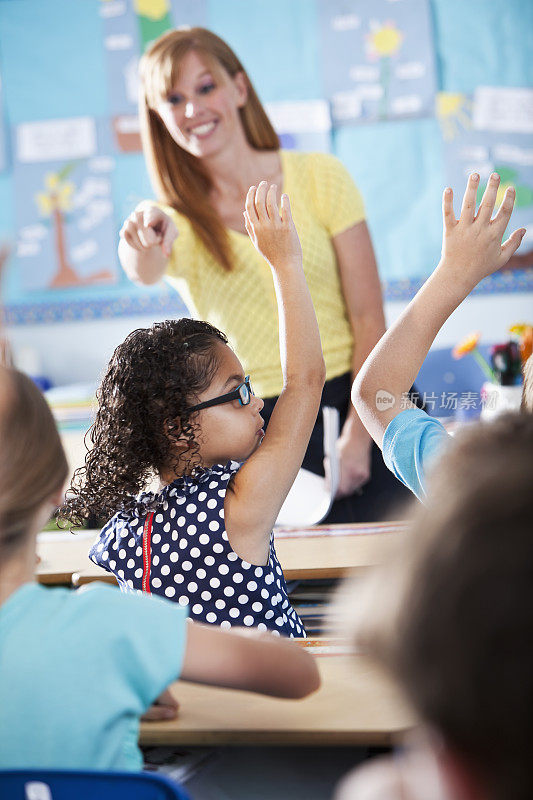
76, 583, 188, 710
382, 408, 450, 501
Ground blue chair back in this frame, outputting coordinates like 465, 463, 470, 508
0, 769, 190, 800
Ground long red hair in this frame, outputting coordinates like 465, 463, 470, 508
139, 27, 279, 271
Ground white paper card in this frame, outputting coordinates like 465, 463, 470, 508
473, 87, 533, 134
266, 100, 331, 133
275, 407, 339, 527
17, 117, 97, 163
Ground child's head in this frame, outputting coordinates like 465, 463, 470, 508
353, 413, 533, 800
0, 367, 68, 560
60, 318, 264, 526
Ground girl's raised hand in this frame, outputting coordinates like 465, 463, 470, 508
120, 205, 178, 259
244, 181, 302, 269
440, 172, 525, 288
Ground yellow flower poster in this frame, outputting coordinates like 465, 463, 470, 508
318, 0, 437, 124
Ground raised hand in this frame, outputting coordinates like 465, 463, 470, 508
244, 181, 302, 269
440, 172, 525, 287
120, 205, 178, 259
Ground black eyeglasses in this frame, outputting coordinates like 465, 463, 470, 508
187, 376, 254, 413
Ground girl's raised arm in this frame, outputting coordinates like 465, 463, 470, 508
352, 173, 525, 449
225, 182, 325, 561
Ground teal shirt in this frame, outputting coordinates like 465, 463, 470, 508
0, 582, 187, 771
382, 408, 450, 501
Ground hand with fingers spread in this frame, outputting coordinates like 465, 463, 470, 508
352, 172, 526, 457
120, 205, 178, 259
440, 172, 525, 290
244, 181, 302, 270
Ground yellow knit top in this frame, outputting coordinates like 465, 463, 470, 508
159, 150, 366, 398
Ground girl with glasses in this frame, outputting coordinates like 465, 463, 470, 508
0, 246, 319, 774
60, 184, 325, 638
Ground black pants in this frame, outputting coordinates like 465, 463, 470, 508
261, 373, 416, 524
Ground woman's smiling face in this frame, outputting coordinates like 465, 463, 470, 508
157, 50, 248, 159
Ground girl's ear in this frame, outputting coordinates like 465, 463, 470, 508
233, 71, 248, 108
165, 417, 191, 453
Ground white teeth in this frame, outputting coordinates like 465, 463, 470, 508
191, 122, 216, 136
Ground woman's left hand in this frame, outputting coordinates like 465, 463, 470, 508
325, 432, 372, 499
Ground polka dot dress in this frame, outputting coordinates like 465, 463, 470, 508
90, 461, 305, 638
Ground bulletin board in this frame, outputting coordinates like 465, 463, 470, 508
0, 0, 532, 325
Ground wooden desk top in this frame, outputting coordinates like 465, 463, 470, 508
139, 649, 415, 747
67, 522, 407, 587
277, 523, 407, 580
37, 531, 97, 585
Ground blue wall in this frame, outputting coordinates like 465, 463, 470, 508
0, 0, 532, 325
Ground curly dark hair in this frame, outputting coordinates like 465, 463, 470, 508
58, 318, 227, 527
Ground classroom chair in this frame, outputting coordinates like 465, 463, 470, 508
0, 769, 190, 800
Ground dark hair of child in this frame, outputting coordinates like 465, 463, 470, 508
59, 318, 227, 527
356, 412, 533, 800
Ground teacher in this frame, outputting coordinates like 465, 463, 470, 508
119, 27, 411, 522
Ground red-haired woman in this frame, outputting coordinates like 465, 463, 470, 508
119, 27, 410, 521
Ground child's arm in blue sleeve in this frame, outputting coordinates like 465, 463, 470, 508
352, 173, 524, 450
382, 408, 450, 501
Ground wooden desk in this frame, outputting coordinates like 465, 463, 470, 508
140, 650, 415, 747
37, 531, 96, 585
71, 522, 408, 587
277, 522, 407, 580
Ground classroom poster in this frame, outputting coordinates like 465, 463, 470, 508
100, 0, 207, 152
438, 90, 533, 258
0, 68, 6, 173
13, 117, 118, 294
318, 0, 437, 125
265, 100, 332, 153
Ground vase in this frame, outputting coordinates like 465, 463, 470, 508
480, 381, 523, 421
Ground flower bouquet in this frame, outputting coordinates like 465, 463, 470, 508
453, 324, 531, 419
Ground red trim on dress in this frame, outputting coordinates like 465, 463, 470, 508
142, 512, 154, 594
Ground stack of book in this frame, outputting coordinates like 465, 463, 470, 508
288, 579, 338, 637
